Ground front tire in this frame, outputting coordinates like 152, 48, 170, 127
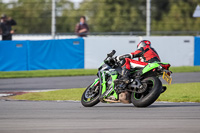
131, 77, 162, 107
81, 83, 101, 107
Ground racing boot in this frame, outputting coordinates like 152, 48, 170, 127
114, 66, 130, 84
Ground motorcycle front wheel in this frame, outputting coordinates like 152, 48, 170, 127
81, 83, 101, 107
131, 77, 162, 107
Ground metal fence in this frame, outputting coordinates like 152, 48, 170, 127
0, 0, 199, 37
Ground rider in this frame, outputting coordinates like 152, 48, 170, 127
115, 40, 161, 84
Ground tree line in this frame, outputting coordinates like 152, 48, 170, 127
0, 0, 199, 35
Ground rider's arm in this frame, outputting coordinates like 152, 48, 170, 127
116, 48, 144, 61
116, 53, 133, 61
131, 48, 143, 58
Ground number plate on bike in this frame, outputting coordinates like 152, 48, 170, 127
162, 71, 172, 85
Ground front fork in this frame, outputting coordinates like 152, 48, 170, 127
97, 71, 118, 100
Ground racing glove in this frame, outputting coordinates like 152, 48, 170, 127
116, 54, 133, 61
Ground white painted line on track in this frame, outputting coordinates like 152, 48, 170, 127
0, 89, 61, 97
22, 89, 61, 93
0, 94, 13, 97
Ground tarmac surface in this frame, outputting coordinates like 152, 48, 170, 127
0, 72, 200, 133
0, 72, 200, 92
0, 101, 200, 133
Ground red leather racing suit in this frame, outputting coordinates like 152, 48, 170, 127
122, 45, 161, 70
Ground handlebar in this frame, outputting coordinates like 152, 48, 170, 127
107, 50, 116, 58
104, 50, 118, 68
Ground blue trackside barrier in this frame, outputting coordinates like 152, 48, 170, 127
0, 41, 28, 71
0, 39, 84, 71
194, 37, 200, 66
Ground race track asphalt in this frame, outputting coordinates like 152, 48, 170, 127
0, 72, 200, 92
0, 73, 200, 133
0, 101, 200, 133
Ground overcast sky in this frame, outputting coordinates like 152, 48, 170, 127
2, 0, 84, 9
2, 0, 17, 3
2, 0, 83, 3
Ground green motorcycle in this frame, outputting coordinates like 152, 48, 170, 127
81, 50, 172, 107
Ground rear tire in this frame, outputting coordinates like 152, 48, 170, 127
81, 83, 100, 107
131, 77, 162, 107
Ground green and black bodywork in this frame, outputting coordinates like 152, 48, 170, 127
81, 50, 172, 107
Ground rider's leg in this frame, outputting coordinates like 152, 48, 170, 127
120, 65, 130, 83
115, 58, 148, 84
115, 58, 131, 84
129, 59, 148, 69
129, 60, 148, 77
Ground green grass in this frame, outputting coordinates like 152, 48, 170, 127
0, 66, 200, 79
13, 88, 85, 101
0, 69, 98, 78
157, 82, 200, 102
169, 66, 200, 73
12, 83, 200, 103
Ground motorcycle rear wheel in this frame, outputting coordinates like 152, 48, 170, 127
81, 83, 100, 107
131, 77, 162, 107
